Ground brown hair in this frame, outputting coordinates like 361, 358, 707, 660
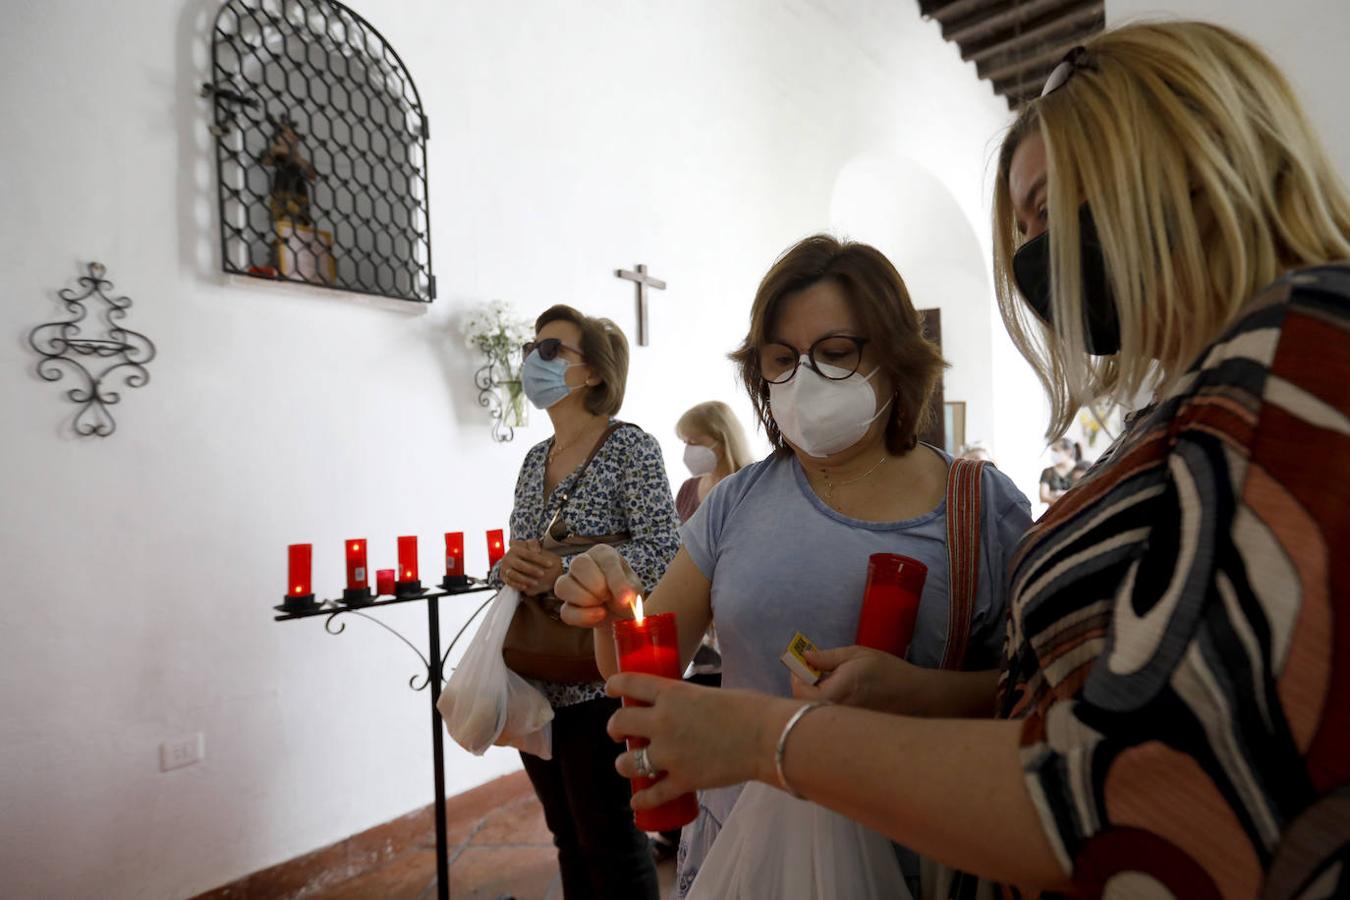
730, 235, 946, 455
676, 401, 754, 473
534, 304, 629, 416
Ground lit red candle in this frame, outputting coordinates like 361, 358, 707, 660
345, 539, 369, 590
376, 569, 396, 596
287, 543, 313, 598
854, 553, 928, 658
444, 532, 464, 577
486, 529, 505, 570
397, 535, 419, 583
612, 599, 699, 832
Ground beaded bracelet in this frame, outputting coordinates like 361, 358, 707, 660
774, 701, 831, 799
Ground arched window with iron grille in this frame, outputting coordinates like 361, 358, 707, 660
205, 0, 434, 303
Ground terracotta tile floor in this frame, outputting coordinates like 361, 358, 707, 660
312, 791, 677, 900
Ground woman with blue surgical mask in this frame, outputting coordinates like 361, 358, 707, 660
553, 235, 1033, 897
490, 305, 681, 900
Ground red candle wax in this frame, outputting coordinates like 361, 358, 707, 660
375, 569, 396, 596
397, 535, 419, 582
613, 611, 699, 832
486, 529, 505, 570
854, 553, 928, 658
287, 543, 312, 597
345, 539, 369, 590
444, 531, 464, 577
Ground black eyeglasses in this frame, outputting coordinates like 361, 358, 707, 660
522, 338, 584, 362
757, 335, 869, 384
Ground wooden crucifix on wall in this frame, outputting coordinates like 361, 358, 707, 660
615, 263, 666, 346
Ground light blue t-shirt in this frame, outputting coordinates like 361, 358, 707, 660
675, 445, 1033, 892
682, 446, 1032, 695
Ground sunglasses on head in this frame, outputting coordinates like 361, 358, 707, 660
522, 338, 584, 362
1040, 45, 1092, 97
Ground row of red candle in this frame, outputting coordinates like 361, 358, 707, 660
286, 530, 506, 598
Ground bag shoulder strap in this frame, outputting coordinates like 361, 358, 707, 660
940, 457, 985, 671
555, 421, 635, 506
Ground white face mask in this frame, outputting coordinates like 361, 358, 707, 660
769, 358, 891, 458
683, 443, 718, 476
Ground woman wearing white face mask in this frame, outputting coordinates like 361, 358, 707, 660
674, 401, 753, 523
1037, 437, 1081, 506
554, 235, 1033, 897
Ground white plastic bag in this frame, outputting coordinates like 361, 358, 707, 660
437, 587, 554, 759
688, 781, 911, 900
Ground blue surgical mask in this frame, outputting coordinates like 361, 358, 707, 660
522, 350, 581, 409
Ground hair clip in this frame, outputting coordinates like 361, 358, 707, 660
1041, 45, 1090, 97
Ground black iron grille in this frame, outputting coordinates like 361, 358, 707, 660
207, 0, 433, 303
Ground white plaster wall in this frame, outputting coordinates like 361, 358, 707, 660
0, 1, 1022, 896
1108, 0, 1350, 182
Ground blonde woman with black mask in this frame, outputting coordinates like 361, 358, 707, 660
558, 21, 1350, 898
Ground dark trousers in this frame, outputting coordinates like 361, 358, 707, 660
520, 696, 660, 900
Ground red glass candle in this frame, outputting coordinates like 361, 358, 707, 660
397, 535, 419, 582
345, 539, 369, 590
486, 529, 505, 570
287, 543, 313, 597
444, 532, 464, 577
376, 569, 396, 596
854, 553, 928, 658
613, 608, 699, 832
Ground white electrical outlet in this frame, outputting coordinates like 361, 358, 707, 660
160, 733, 205, 772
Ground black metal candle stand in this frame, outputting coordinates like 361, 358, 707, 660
272, 578, 495, 900
395, 579, 424, 598
342, 586, 374, 607
275, 593, 320, 614
439, 574, 471, 590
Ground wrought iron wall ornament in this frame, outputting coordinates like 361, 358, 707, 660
474, 360, 524, 443
28, 263, 157, 437
204, 0, 434, 303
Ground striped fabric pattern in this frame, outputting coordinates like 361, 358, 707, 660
943, 457, 986, 670
996, 265, 1350, 898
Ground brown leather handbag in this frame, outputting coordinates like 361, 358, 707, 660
501, 423, 635, 683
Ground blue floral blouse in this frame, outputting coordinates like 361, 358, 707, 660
490, 421, 682, 706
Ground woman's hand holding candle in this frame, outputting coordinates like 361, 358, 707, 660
555, 543, 644, 628
605, 674, 797, 810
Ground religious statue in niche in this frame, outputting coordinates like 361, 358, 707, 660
260, 114, 316, 224
256, 114, 335, 285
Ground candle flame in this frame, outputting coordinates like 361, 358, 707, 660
632, 593, 645, 622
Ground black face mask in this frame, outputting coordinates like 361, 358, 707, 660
1011, 202, 1121, 355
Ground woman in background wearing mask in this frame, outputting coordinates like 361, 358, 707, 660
1037, 436, 1081, 505
491, 304, 680, 900
674, 401, 753, 522
560, 235, 1032, 896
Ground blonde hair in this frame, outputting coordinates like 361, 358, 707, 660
676, 401, 754, 473
994, 20, 1350, 437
